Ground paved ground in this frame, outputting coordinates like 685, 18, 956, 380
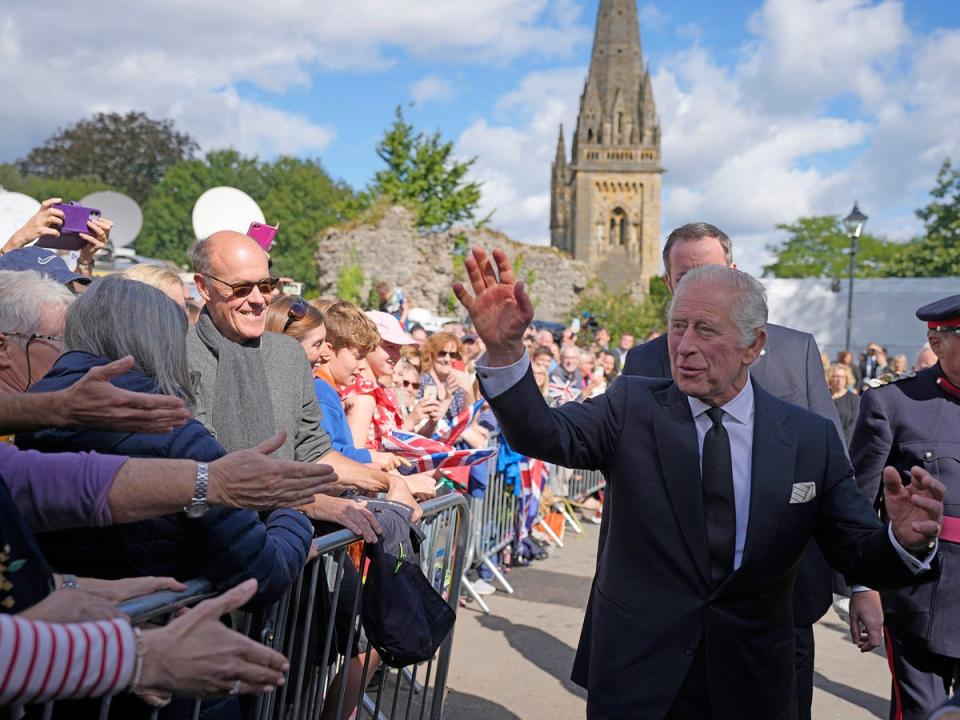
445, 522, 892, 719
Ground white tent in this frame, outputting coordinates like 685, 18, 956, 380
762, 278, 960, 361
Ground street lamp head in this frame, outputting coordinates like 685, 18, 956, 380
843, 202, 868, 238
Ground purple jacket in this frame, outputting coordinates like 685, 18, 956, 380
0, 443, 125, 532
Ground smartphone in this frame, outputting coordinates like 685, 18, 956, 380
451, 359, 466, 372
424, 386, 438, 401
280, 280, 303, 297
35, 202, 101, 251
247, 222, 279, 251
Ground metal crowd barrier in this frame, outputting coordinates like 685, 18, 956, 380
15, 493, 469, 720
460, 434, 606, 613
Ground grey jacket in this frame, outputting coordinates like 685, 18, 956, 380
186, 327, 331, 462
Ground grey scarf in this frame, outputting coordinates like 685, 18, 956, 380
194, 309, 277, 453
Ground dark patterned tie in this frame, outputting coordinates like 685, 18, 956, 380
703, 407, 736, 588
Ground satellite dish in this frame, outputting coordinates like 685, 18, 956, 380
191, 187, 265, 240
0, 191, 41, 247
81, 191, 143, 248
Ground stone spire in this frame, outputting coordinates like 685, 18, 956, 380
576, 0, 645, 149
553, 124, 566, 171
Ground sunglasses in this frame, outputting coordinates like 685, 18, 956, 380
205, 273, 279, 299
402, 380, 421, 389
435, 350, 461, 360
283, 300, 308, 333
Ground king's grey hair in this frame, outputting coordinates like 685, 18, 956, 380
0, 270, 74, 337
64, 275, 195, 405
668, 265, 767, 347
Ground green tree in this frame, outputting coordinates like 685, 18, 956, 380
18, 112, 198, 203
762, 216, 901, 279
136, 150, 357, 294
0, 163, 108, 203
370, 107, 483, 231
259, 157, 359, 290
574, 277, 670, 341
885, 158, 960, 277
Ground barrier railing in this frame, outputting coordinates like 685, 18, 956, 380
14, 493, 469, 720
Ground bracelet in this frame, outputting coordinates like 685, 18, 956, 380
130, 626, 147, 692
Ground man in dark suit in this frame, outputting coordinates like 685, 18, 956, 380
621, 222, 843, 719
453, 248, 943, 719
850, 296, 960, 720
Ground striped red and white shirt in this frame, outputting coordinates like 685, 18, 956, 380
0, 614, 134, 706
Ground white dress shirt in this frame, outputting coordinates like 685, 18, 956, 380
476, 352, 937, 573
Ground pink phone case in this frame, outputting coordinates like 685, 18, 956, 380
247, 222, 278, 251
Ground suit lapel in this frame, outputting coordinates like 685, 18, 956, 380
738, 381, 797, 571
652, 384, 710, 585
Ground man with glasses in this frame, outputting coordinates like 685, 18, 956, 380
188, 231, 418, 536
0, 270, 72, 393
850, 295, 960, 720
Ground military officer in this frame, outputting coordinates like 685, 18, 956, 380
850, 294, 960, 720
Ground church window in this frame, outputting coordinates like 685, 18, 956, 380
587, 128, 593, 143
609, 207, 628, 247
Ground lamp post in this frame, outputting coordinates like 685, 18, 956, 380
842, 202, 868, 353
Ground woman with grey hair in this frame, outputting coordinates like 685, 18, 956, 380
15, 275, 313, 718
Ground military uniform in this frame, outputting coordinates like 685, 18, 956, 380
850, 296, 960, 720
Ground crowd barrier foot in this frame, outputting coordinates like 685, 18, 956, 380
557, 502, 583, 535
461, 575, 492, 614
534, 517, 564, 548
483, 556, 514, 594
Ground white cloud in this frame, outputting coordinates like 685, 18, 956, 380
410, 75, 456, 106
0, 0, 590, 161
457, 67, 587, 246
460, 0, 959, 276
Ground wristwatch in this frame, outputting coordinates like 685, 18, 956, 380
61, 573, 79, 590
184, 462, 210, 518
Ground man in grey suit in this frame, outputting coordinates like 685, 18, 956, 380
621, 223, 846, 720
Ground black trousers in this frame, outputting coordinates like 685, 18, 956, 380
885, 626, 959, 720
794, 624, 815, 720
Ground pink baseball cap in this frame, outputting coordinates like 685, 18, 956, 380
365, 310, 419, 345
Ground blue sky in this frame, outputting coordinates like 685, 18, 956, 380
1, 0, 958, 273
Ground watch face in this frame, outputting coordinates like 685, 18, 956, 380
184, 502, 208, 519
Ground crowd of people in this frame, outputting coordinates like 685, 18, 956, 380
0, 203, 493, 718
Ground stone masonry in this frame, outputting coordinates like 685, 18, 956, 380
314, 205, 591, 323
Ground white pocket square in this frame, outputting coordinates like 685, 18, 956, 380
790, 482, 817, 504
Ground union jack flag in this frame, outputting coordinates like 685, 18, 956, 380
396, 447, 497, 476
432, 399, 485, 445
384, 429, 498, 476
382, 430, 449, 457
547, 380, 578, 404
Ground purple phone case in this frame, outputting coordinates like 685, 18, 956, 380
247, 222, 278, 251
35, 202, 101, 251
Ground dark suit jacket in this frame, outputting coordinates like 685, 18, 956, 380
621, 324, 842, 626
487, 370, 934, 719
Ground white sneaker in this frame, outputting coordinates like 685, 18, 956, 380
472, 579, 496, 595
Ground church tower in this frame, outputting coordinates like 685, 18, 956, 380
550, 0, 662, 292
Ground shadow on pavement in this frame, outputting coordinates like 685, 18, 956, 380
499, 567, 593, 610
477, 614, 588, 700
443, 690, 523, 719
814, 671, 887, 718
